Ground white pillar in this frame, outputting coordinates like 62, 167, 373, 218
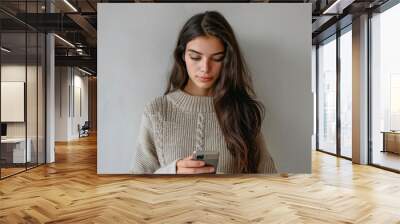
46, 1, 55, 163
46, 33, 55, 163
352, 14, 369, 164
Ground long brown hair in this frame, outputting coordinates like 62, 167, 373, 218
165, 11, 265, 173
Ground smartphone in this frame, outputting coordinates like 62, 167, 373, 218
192, 151, 219, 172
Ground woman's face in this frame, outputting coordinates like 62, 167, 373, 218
184, 35, 225, 94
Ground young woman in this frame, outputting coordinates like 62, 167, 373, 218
131, 11, 276, 174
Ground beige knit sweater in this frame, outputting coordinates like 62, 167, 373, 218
131, 89, 277, 174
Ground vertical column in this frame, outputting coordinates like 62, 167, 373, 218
352, 14, 369, 164
46, 1, 55, 163
312, 45, 317, 150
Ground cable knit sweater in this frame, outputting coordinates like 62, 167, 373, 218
131, 89, 277, 174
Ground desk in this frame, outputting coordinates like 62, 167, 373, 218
382, 131, 400, 154
1, 138, 32, 163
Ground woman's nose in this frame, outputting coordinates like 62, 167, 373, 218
199, 58, 210, 74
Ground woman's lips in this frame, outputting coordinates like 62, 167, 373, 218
197, 76, 213, 82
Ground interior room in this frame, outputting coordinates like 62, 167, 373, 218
0, 0, 399, 223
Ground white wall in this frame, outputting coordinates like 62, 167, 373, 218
55, 67, 89, 141
55, 67, 69, 141
1, 66, 26, 128
98, 3, 313, 174
72, 72, 89, 138
1, 65, 39, 138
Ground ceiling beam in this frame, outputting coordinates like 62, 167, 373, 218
67, 13, 97, 46
55, 55, 96, 69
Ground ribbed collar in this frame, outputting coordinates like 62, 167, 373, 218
167, 89, 214, 113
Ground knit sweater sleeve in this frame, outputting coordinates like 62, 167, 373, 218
130, 111, 177, 174
257, 132, 278, 174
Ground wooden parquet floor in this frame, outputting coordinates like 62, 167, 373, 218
1, 134, 400, 224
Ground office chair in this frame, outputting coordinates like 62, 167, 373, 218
79, 121, 90, 138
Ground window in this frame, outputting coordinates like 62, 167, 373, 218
340, 28, 352, 158
371, 2, 400, 171
317, 36, 337, 155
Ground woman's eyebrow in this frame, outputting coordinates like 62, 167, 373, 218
188, 49, 225, 56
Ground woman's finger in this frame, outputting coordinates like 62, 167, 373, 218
177, 159, 205, 168
178, 166, 215, 174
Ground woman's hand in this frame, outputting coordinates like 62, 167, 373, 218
176, 154, 215, 174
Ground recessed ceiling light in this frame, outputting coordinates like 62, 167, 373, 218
322, 0, 354, 15
54, 34, 75, 48
78, 67, 93, 76
63, 0, 78, 12
1, 47, 11, 53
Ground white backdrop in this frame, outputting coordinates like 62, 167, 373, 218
98, 3, 313, 174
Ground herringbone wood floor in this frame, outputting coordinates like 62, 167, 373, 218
1, 134, 400, 224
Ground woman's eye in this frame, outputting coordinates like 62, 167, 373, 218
190, 57, 201, 61
213, 57, 224, 62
